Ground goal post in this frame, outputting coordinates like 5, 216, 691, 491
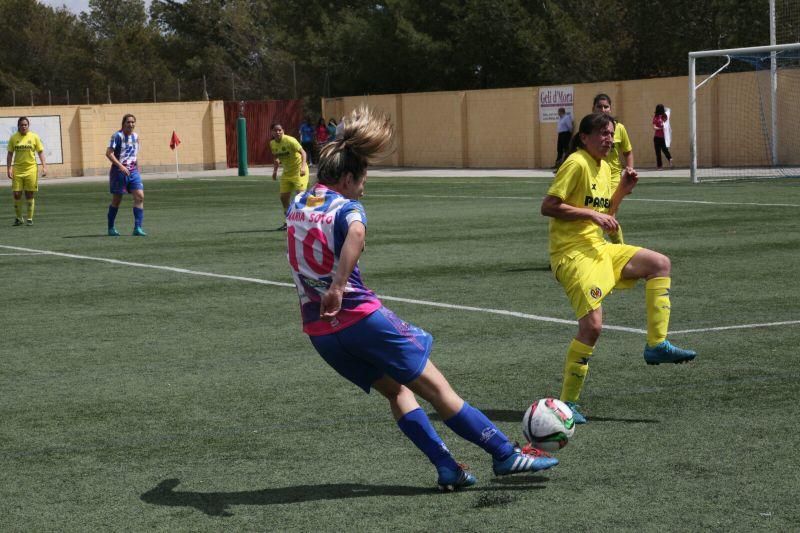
688, 42, 800, 183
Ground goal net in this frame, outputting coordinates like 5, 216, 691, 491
689, 42, 800, 182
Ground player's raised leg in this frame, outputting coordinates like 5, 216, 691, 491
621, 248, 697, 364
372, 376, 476, 491
407, 360, 558, 477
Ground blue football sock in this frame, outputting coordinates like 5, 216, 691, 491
397, 408, 459, 471
133, 207, 143, 228
107, 205, 119, 229
444, 402, 515, 461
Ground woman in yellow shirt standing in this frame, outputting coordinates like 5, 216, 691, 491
7, 117, 47, 226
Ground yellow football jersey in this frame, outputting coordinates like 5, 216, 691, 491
604, 121, 632, 190
546, 148, 613, 258
269, 134, 303, 177
8, 131, 44, 173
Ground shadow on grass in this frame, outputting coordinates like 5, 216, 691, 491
584, 416, 661, 423
62, 234, 115, 239
504, 265, 551, 273
141, 477, 547, 516
428, 409, 520, 422
429, 410, 660, 424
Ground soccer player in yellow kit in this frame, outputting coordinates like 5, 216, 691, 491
6, 117, 47, 226
540, 113, 696, 424
593, 93, 632, 244
269, 122, 308, 230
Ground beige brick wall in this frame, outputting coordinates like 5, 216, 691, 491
323, 73, 798, 170
466, 87, 536, 168
0, 101, 227, 178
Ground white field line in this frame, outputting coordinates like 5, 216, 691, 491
368, 193, 800, 208
669, 320, 800, 334
0, 244, 294, 288
1, 244, 796, 336
0, 252, 45, 256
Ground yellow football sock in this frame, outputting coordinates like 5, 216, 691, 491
26, 198, 35, 220
14, 198, 22, 220
646, 277, 671, 346
560, 339, 594, 403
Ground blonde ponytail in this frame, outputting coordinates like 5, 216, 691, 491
317, 106, 394, 185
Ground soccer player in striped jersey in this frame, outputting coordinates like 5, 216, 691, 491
6, 117, 47, 226
592, 93, 634, 244
106, 114, 146, 236
540, 113, 696, 425
287, 106, 558, 490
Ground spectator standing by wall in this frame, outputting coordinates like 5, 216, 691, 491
299, 118, 316, 166
652, 104, 673, 169
315, 117, 329, 162
554, 107, 573, 170
327, 118, 338, 141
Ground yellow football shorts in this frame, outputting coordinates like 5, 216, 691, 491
11, 169, 38, 192
279, 169, 309, 194
552, 243, 642, 319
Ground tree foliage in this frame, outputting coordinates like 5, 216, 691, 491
0, 0, 780, 108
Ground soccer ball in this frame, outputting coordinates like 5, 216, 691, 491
522, 398, 576, 452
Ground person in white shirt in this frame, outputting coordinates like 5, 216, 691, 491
554, 107, 573, 169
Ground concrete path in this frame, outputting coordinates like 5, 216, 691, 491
0, 166, 691, 187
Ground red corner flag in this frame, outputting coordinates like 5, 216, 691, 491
170, 131, 181, 150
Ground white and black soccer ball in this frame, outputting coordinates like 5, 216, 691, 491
522, 397, 576, 452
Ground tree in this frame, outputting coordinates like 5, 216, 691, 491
81, 0, 174, 102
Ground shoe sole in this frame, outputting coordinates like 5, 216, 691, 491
437, 482, 474, 492
645, 357, 695, 366
437, 476, 476, 492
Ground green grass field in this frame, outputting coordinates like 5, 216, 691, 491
2, 174, 799, 531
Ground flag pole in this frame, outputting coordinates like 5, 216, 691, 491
174, 143, 180, 178
171, 130, 181, 178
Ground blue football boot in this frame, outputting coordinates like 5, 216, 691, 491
492, 445, 558, 476
132, 226, 147, 237
437, 463, 477, 492
565, 401, 587, 424
108, 227, 120, 236
644, 340, 697, 365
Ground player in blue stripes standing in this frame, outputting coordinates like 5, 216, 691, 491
286, 106, 558, 491
106, 114, 146, 236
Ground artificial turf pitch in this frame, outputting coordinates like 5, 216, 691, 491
1, 174, 798, 530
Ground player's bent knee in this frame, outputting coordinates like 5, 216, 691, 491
578, 312, 602, 344
372, 375, 404, 399
651, 252, 671, 276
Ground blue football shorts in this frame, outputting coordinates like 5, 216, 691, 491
309, 306, 433, 393
109, 168, 144, 194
